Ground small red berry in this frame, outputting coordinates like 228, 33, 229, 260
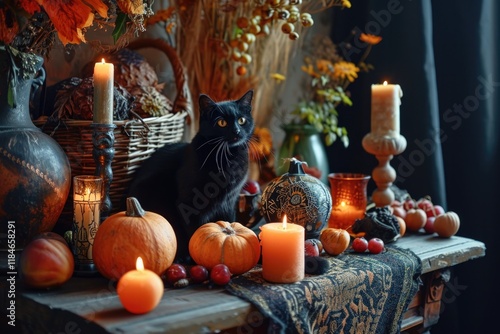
352, 237, 369, 253
190, 265, 209, 283
165, 264, 187, 285
210, 264, 232, 286
367, 238, 385, 254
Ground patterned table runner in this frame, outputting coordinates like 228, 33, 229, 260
226, 245, 422, 334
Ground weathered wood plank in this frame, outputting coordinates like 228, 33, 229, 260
395, 234, 486, 273
17, 234, 486, 333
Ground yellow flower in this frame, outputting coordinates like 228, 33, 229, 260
342, 0, 352, 8
360, 33, 382, 45
333, 61, 360, 82
270, 73, 286, 83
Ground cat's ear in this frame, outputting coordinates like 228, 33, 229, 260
237, 90, 254, 108
199, 94, 216, 111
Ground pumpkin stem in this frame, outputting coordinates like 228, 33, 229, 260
126, 197, 146, 217
287, 157, 306, 175
221, 227, 236, 236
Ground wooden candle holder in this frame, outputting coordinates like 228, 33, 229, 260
362, 133, 407, 207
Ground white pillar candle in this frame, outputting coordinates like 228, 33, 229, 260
371, 82, 403, 137
93, 59, 114, 124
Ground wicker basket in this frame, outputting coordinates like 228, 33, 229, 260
34, 38, 192, 220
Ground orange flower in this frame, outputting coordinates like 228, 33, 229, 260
301, 64, 320, 78
249, 127, 273, 161
35, 0, 108, 45
316, 59, 334, 75
116, 0, 145, 15
360, 33, 382, 45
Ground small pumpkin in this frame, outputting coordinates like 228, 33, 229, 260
433, 211, 460, 238
405, 208, 427, 232
320, 228, 350, 256
395, 216, 407, 237
188, 221, 261, 275
93, 197, 177, 280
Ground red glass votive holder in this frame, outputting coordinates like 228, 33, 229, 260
328, 173, 370, 230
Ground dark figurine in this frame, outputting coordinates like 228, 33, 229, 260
351, 206, 401, 243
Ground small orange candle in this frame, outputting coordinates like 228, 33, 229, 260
117, 257, 164, 314
260, 215, 305, 283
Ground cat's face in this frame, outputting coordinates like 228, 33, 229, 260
198, 90, 254, 147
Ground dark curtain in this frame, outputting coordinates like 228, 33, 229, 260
327, 0, 499, 333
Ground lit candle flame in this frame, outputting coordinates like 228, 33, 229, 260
101, 58, 106, 64
282, 214, 287, 230
383, 81, 388, 85
341, 201, 346, 207
136, 257, 144, 271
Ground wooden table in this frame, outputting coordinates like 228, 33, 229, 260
13, 234, 485, 334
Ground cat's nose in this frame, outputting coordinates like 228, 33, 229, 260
233, 128, 241, 135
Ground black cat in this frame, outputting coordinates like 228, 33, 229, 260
126, 90, 254, 262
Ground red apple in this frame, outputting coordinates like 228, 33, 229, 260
403, 198, 416, 211
20, 233, 74, 288
423, 216, 436, 234
304, 239, 320, 257
242, 180, 260, 195
417, 198, 433, 211
426, 204, 445, 218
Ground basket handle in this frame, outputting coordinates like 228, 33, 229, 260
126, 38, 194, 126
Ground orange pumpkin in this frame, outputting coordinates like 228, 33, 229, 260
93, 197, 177, 280
188, 221, 260, 275
433, 211, 460, 238
320, 228, 350, 256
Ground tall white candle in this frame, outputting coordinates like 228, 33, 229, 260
93, 59, 114, 124
371, 82, 403, 137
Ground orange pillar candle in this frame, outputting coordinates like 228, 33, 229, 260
93, 58, 114, 124
117, 257, 164, 314
371, 81, 403, 138
260, 215, 305, 283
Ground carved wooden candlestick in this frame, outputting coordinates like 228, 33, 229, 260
362, 133, 406, 207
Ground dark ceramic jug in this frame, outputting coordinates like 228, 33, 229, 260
0, 46, 71, 253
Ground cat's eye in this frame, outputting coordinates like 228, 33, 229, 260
238, 117, 246, 125
217, 119, 227, 127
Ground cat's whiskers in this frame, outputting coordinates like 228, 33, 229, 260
197, 137, 223, 150
200, 137, 224, 170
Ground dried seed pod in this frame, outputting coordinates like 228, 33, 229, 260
281, 22, 295, 34
289, 31, 299, 40
237, 17, 250, 29
240, 53, 252, 64
236, 66, 247, 76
